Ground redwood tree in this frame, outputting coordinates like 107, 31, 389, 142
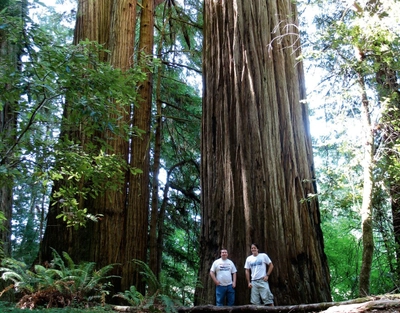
125, 0, 154, 292
196, 0, 331, 305
39, 0, 148, 293
0, 0, 21, 259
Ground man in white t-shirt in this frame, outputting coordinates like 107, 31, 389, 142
210, 249, 237, 306
244, 243, 274, 306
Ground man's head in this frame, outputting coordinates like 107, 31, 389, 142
220, 249, 228, 260
251, 243, 259, 256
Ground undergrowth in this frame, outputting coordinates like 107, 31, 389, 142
0, 249, 118, 309
0, 255, 181, 312
0, 300, 113, 312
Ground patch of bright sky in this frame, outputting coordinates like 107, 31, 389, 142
30, 0, 76, 26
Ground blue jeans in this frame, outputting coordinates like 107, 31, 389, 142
216, 284, 235, 306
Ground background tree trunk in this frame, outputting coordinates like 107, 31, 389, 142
124, 0, 154, 293
0, 0, 27, 302
0, 0, 25, 259
357, 73, 374, 297
196, 0, 331, 305
40, 0, 139, 294
149, 46, 163, 284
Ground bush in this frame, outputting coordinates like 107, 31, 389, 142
0, 249, 119, 309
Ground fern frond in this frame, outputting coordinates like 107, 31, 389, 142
62, 251, 76, 269
131, 259, 160, 291
1, 271, 23, 284
159, 294, 178, 313
113, 285, 144, 306
50, 248, 68, 273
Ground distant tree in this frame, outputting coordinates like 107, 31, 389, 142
149, 0, 203, 285
197, 0, 331, 305
301, 0, 400, 298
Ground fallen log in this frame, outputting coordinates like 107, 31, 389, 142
112, 294, 400, 312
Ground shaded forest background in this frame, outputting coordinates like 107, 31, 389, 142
0, 0, 400, 307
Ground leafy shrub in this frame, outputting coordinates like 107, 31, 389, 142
0, 249, 119, 309
114, 259, 179, 313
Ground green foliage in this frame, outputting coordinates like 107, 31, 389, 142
0, 249, 119, 309
323, 217, 361, 301
0, 211, 6, 259
0, 1, 147, 229
0, 301, 113, 312
150, 1, 203, 305
47, 249, 119, 301
49, 145, 137, 229
298, 0, 400, 300
114, 259, 179, 313
115, 285, 144, 306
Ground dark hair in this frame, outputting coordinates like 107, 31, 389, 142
251, 243, 259, 249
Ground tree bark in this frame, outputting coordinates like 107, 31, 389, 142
125, 0, 154, 293
149, 46, 163, 284
352, 2, 378, 297
197, 0, 331, 305
357, 73, 374, 297
40, 0, 140, 294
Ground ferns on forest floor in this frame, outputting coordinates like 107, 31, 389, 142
0, 248, 118, 309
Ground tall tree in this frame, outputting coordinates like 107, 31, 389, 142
0, 0, 27, 302
197, 0, 331, 305
301, 0, 400, 296
39, 0, 148, 294
0, 0, 21, 259
125, 0, 154, 293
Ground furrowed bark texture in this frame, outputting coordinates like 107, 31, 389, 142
197, 0, 331, 305
40, 0, 144, 293
125, 0, 154, 293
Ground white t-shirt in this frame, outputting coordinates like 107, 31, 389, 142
244, 253, 272, 281
210, 258, 237, 286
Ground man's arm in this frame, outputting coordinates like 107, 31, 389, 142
210, 270, 219, 285
245, 268, 252, 288
263, 262, 274, 281
232, 272, 237, 288
266, 262, 274, 276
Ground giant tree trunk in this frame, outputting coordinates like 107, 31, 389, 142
196, 0, 331, 305
124, 0, 154, 293
40, 0, 141, 293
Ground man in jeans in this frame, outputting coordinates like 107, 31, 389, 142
210, 248, 237, 306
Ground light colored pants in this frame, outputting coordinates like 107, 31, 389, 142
250, 279, 274, 305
